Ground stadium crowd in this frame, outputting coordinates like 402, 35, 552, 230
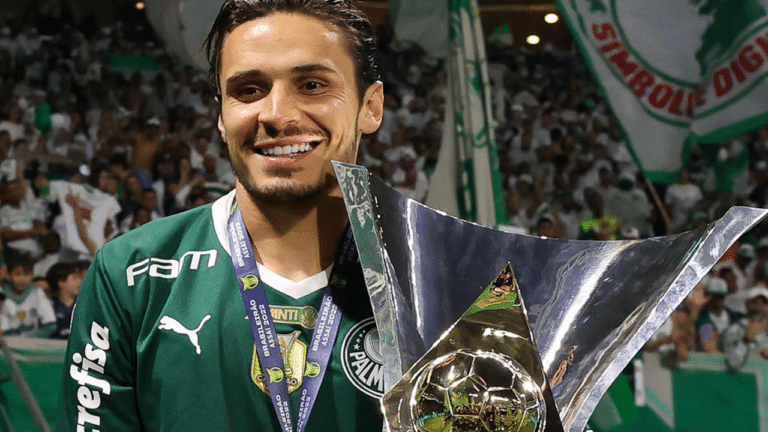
0, 7, 766, 368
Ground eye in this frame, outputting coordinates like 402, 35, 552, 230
235, 86, 263, 101
301, 80, 326, 93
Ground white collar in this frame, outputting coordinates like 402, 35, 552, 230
212, 191, 331, 300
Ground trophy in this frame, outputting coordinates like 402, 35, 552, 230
333, 161, 768, 432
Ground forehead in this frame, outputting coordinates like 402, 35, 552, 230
219, 12, 355, 81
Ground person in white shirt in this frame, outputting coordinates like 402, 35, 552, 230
665, 169, 704, 233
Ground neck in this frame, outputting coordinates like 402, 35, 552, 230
59, 292, 76, 307
235, 183, 348, 283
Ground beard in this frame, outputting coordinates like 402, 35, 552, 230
230, 157, 333, 205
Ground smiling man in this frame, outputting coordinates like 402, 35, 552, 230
56, 1, 385, 431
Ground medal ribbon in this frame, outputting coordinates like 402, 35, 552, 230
228, 203, 356, 432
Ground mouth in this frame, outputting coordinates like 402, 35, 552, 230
255, 141, 320, 157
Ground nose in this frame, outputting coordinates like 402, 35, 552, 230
258, 84, 301, 137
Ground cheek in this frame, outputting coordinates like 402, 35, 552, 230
222, 105, 256, 138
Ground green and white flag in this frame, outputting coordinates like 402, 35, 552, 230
557, 0, 768, 183
488, 22, 514, 46
425, 0, 506, 227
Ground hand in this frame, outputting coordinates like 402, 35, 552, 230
65, 190, 80, 208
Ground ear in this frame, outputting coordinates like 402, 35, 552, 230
358, 81, 384, 135
217, 113, 227, 142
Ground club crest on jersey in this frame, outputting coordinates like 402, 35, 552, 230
241, 275, 259, 290
340, 317, 384, 398
16, 311, 26, 322
252, 331, 315, 393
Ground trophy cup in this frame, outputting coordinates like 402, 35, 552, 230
333, 161, 768, 432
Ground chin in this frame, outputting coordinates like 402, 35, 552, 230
240, 177, 331, 205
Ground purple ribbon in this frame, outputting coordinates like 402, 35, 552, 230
228, 204, 354, 432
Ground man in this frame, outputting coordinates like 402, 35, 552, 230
723, 286, 768, 371
696, 276, 740, 352
57, 1, 385, 430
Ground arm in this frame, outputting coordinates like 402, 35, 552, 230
0, 221, 48, 241
66, 191, 97, 256
698, 323, 720, 353
643, 334, 673, 352
56, 249, 142, 431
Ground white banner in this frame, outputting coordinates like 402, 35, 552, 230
557, 0, 768, 182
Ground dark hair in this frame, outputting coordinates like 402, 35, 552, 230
5, 251, 34, 273
46, 262, 78, 293
203, 0, 380, 100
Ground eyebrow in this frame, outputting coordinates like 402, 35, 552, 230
223, 64, 338, 94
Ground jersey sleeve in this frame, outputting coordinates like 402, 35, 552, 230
56, 248, 142, 432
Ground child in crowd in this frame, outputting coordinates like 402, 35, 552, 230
46, 262, 82, 339
0, 252, 56, 337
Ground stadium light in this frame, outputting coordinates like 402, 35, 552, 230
545, 13, 559, 24
526, 35, 541, 45
135, 1, 146, 10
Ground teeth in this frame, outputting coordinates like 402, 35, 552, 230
259, 143, 315, 156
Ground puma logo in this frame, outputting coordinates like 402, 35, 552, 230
158, 315, 211, 355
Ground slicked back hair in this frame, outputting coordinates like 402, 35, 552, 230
203, 0, 380, 101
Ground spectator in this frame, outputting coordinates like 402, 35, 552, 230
723, 286, 768, 371
46, 262, 82, 339
696, 277, 741, 352
605, 170, 653, 237
665, 169, 703, 233
0, 252, 55, 337
644, 305, 696, 366
0, 178, 48, 259
578, 187, 622, 240
718, 244, 756, 314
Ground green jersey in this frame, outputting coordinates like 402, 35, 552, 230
57, 191, 384, 431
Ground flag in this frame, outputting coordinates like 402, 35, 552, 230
487, 22, 514, 46
556, 0, 768, 183
425, 0, 506, 227
390, 0, 449, 57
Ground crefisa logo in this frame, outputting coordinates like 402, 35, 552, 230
341, 317, 384, 398
575, 0, 768, 124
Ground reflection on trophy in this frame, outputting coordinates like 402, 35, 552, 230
333, 161, 768, 432
382, 264, 562, 432
410, 350, 544, 432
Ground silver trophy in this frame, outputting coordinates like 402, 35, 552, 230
333, 161, 768, 432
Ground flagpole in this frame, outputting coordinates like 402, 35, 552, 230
644, 178, 673, 235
